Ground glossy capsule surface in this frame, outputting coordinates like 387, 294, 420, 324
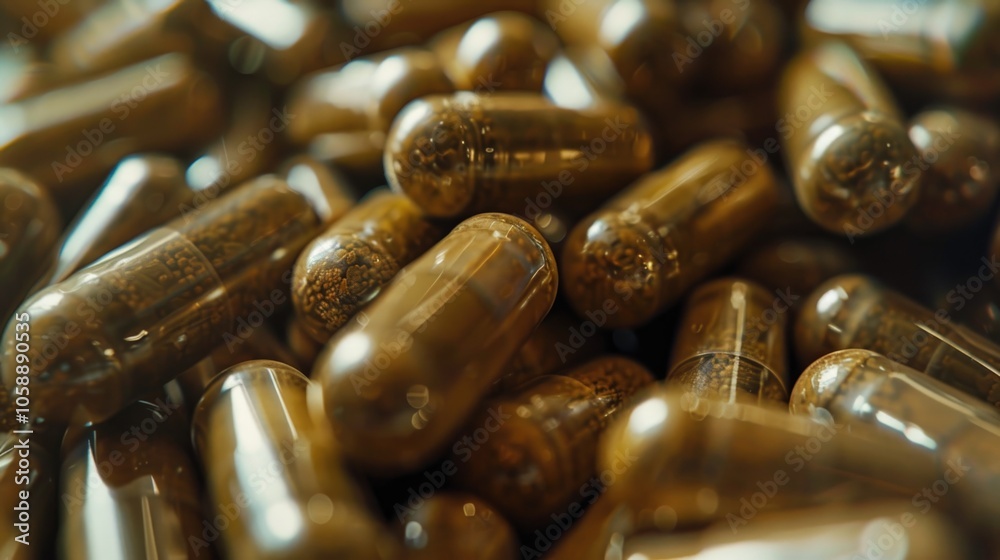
192, 360, 398, 559
0, 434, 56, 560
561, 139, 780, 328
778, 42, 920, 236
796, 274, 1000, 406
292, 190, 445, 343
737, 237, 859, 301
1, 174, 353, 427
667, 278, 789, 403
313, 213, 558, 473
339, 0, 537, 46
385, 92, 653, 218
454, 356, 652, 530
59, 395, 205, 559
792, 349, 1000, 525
397, 493, 518, 560
542, 46, 626, 110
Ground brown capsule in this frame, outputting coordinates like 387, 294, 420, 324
0, 0, 101, 42
0, 173, 354, 427
192, 360, 398, 559
778, 42, 920, 236
655, 87, 779, 157
397, 493, 518, 560
0, 45, 61, 103
313, 213, 558, 474
307, 131, 387, 187
792, 349, 1000, 530
429, 11, 559, 92
454, 356, 652, 530
0, 434, 56, 560
542, 46, 626, 110
667, 278, 789, 403
905, 107, 1000, 233
737, 237, 860, 302
0, 53, 223, 202
292, 190, 445, 344
796, 274, 1000, 406
385, 92, 653, 219
59, 396, 206, 559
562, 139, 780, 328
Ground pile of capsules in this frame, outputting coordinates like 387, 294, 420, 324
2, 0, 1000, 558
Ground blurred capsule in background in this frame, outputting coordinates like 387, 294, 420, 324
285, 315, 325, 371
313, 213, 558, 473
778, 42, 920, 237
0, 434, 56, 560
796, 274, 1000, 406
667, 278, 789, 403
737, 237, 860, 302
397, 493, 518, 560
292, 190, 445, 343
905, 107, 1000, 234
654, 87, 780, 157
562, 139, 780, 328
0, 0, 102, 43
0, 45, 62, 103
193, 360, 399, 559
385, 92, 654, 219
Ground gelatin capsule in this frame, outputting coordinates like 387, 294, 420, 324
293, 189, 445, 343
561, 139, 780, 328
542, 46, 626, 110
778, 42, 920, 236
454, 356, 652, 530
192, 360, 398, 559
737, 237, 859, 302
397, 493, 518, 560
0, 434, 56, 560
796, 274, 1000, 406
1, 173, 354, 427
905, 107, 1000, 233
339, 0, 537, 46
792, 349, 1000, 529
385, 92, 653, 218
429, 11, 559, 92
313, 213, 558, 473
667, 278, 789, 403
59, 396, 206, 559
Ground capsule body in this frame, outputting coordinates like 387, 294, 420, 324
778, 43, 920, 236
293, 190, 445, 343
737, 237, 859, 301
0, 434, 56, 560
455, 356, 652, 530
1, 174, 353, 426
385, 92, 654, 218
667, 278, 789, 403
796, 274, 1000, 406
314, 213, 558, 473
192, 360, 398, 559
397, 493, 518, 560
542, 46, 626, 110
562, 139, 780, 328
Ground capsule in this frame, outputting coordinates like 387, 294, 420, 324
0, 45, 60, 103
0, 173, 354, 427
655, 87, 779, 157
542, 46, 626, 110
778, 42, 920, 236
192, 360, 398, 559
667, 278, 789, 403
562, 139, 780, 328
0, 0, 101, 42
454, 356, 652, 530
0, 53, 223, 202
313, 213, 558, 473
397, 493, 518, 560
285, 315, 325, 371
737, 237, 859, 301
386, 92, 653, 219
905, 107, 1000, 233
0, 170, 60, 325
0, 434, 56, 560
292, 190, 445, 343
429, 12, 559, 92
792, 349, 1000, 529
796, 274, 1000, 406
59, 395, 206, 559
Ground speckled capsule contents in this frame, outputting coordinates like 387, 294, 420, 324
0, 175, 354, 427
397, 493, 518, 560
385, 92, 654, 219
778, 42, 920, 236
792, 349, 1000, 526
0, 434, 56, 560
454, 356, 653, 531
429, 11, 559, 92
737, 237, 859, 301
314, 213, 558, 474
905, 107, 1000, 233
59, 396, 207, 559
796, 274, 1000, 406
293, 190, 445, 344
667, 278, 789, 403
561, 139, 780, 329
192, 360, 398, 560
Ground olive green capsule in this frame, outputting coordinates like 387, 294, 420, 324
398, 493, 518, 560
313, 213, 558, 474
737, 237, 859, 302
454, 356, 652, 530
192, 360, 399, 559
0, 434, 56, 560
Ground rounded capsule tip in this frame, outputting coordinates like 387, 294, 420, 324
794, 273, 878, 367
790, 349, 874, 414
